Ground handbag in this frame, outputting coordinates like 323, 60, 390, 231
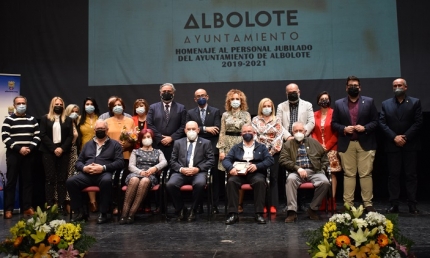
327, 150, 342, 172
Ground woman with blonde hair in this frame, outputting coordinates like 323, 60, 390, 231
251, 98, 284, 214
217, 89, 251, 213
39, 97, 73, 212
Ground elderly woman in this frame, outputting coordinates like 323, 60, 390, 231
216, 89, 251, 213
252, 98, 284, 214
120, 129, 167, 224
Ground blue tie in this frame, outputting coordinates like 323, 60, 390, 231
201, 108, 206, 124
186, 141, 194, 167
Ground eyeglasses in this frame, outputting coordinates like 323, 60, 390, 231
347, 84, 360, 88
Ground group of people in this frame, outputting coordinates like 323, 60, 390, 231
2, 76, 422, 226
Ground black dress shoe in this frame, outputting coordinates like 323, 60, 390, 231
409, 204, 420, 215
386, 205, 399, 213
119, 217, 127, 225
126, 215, 135, 224
225, 213, 239, 225
187, 211, 196, 222
97, 213, 109, 224
211, 206, 219, 214
197, 205, 204, 214
177, 207, 188, 221
71, 212, 88, 222
255, 213, 266, 224
365, 206, 376, 213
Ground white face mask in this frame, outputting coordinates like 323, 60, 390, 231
136, 107, 145, 115
231, 100, 241, 109
142, 138, 153, 147
294, 132, 305, 142
187, 130, 198, 141
69, 113, 78, 120
262, 107, 272, 116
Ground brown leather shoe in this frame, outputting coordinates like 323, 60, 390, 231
23, 208, 35, 216
5, 211, 12, 219
284, 210, 297, 223
306, 208, 320, 220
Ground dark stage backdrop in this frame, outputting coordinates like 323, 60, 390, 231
0, 1, 430, 202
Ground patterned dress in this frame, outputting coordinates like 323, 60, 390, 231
216, 110, 251, 171
126, 148, 168, 188
251, 116, 284, 155
65, 123, 78, 201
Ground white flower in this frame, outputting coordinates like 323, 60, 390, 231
336, 248, 349, 258
39, 224, 52, 233
49, 219, 66, 230
48, 249, 60, 258
377, 225, 386, 234
27, 217, 34, 225
352, 218, 367, 229
384, 246, 401, 258
329, 213, 352, 225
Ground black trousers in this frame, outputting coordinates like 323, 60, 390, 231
166, 172, 207, 212
66, 172, 113, 213
4, 150, 35, 211
42, 152, 70, 206
226, 172, 266, 214
387, 151, 418, 205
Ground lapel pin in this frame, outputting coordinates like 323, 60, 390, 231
362, 101, 364, 104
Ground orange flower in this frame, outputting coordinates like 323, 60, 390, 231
13, 236, 23, 248
335, 235, 351, 247
48, 234, 61, 245
377, 234, 389, 247
30, 243, 52, 258
349, 245, 370, 258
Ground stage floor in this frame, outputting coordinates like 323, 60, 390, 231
1, 200, 430, 257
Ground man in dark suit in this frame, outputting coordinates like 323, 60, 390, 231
332, 76, 378, 212
166, 121, 215, 222
186, 88, 221, 213
379, 78, 422, 214
147, 83, 187, 163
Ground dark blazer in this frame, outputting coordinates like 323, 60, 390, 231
170, 137, 215, 173
39, 114, 73, 154
311, 108, 337, 151
222, 141, 274, 174
331, 96, 378, 152
186, 105, 221, 154
379, 96, 423, 152
147, 101, 187, 145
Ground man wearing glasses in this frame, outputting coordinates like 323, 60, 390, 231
332, 76, 378, 213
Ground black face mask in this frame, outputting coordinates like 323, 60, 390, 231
161, 92, 174, 101
53, 106, 63, 114
95, 130, 106, 139
318, 100, 330, 108
242, 133, 254, 142
287, 92, 299, 102
347, 87, 360, 98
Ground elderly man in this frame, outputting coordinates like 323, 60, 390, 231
186, 88, 222, 214
379, 78, 422, 214
223, 124, 274, 225
166, 121, 215, 222
66, 120, 124, 224
279, 122, 330, 222
277, 83, 315, 141
1, 95, 40, 219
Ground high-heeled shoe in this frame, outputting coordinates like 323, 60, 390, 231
90, 202, 98, 213
238, 204, 244, 214
126, 215, 135, 224
119, 217, 127, 225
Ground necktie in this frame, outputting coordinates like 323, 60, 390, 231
186, 141, 194, 167
201, 108, 206, 124
165, 104, 170, 121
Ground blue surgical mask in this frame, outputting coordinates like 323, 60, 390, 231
197, 97, 207, 106
69, 113, 78, 120
242, 133, 253, 142
16, 104, 26, 114
85, 105, 95, 114
113, 105, 123, 115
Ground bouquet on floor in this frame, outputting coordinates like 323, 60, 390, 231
0, 205, 96, 258
305, 204, 414, 258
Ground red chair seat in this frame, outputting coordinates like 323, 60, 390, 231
122, 184, 160, 191
82, 186, 100, 192
240, 184, 253, 190
299, 182, 315, 189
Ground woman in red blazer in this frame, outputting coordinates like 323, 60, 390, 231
311, 91, 340, 199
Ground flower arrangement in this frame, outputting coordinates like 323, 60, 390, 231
119, 126, 139, 143
305, 204, 414, 258
0, 205, 96, 258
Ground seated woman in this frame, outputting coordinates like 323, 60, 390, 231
120, 129, 168, 224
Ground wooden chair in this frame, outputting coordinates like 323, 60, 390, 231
224, 168, 271, 220
164, 168, 212, 220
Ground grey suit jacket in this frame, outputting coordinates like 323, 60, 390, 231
147, 101, 187, 145
276, 98, 315, 139
186, 105, 221, 154
170, 137, 215, 173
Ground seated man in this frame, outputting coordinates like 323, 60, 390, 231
279, 122, 330, 223
223, 124, 274, 225
66, 120, 124, 224
166, 121, 214, 222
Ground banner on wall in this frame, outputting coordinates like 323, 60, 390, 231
0, 73, 21, 213
88, 0, 400, 86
